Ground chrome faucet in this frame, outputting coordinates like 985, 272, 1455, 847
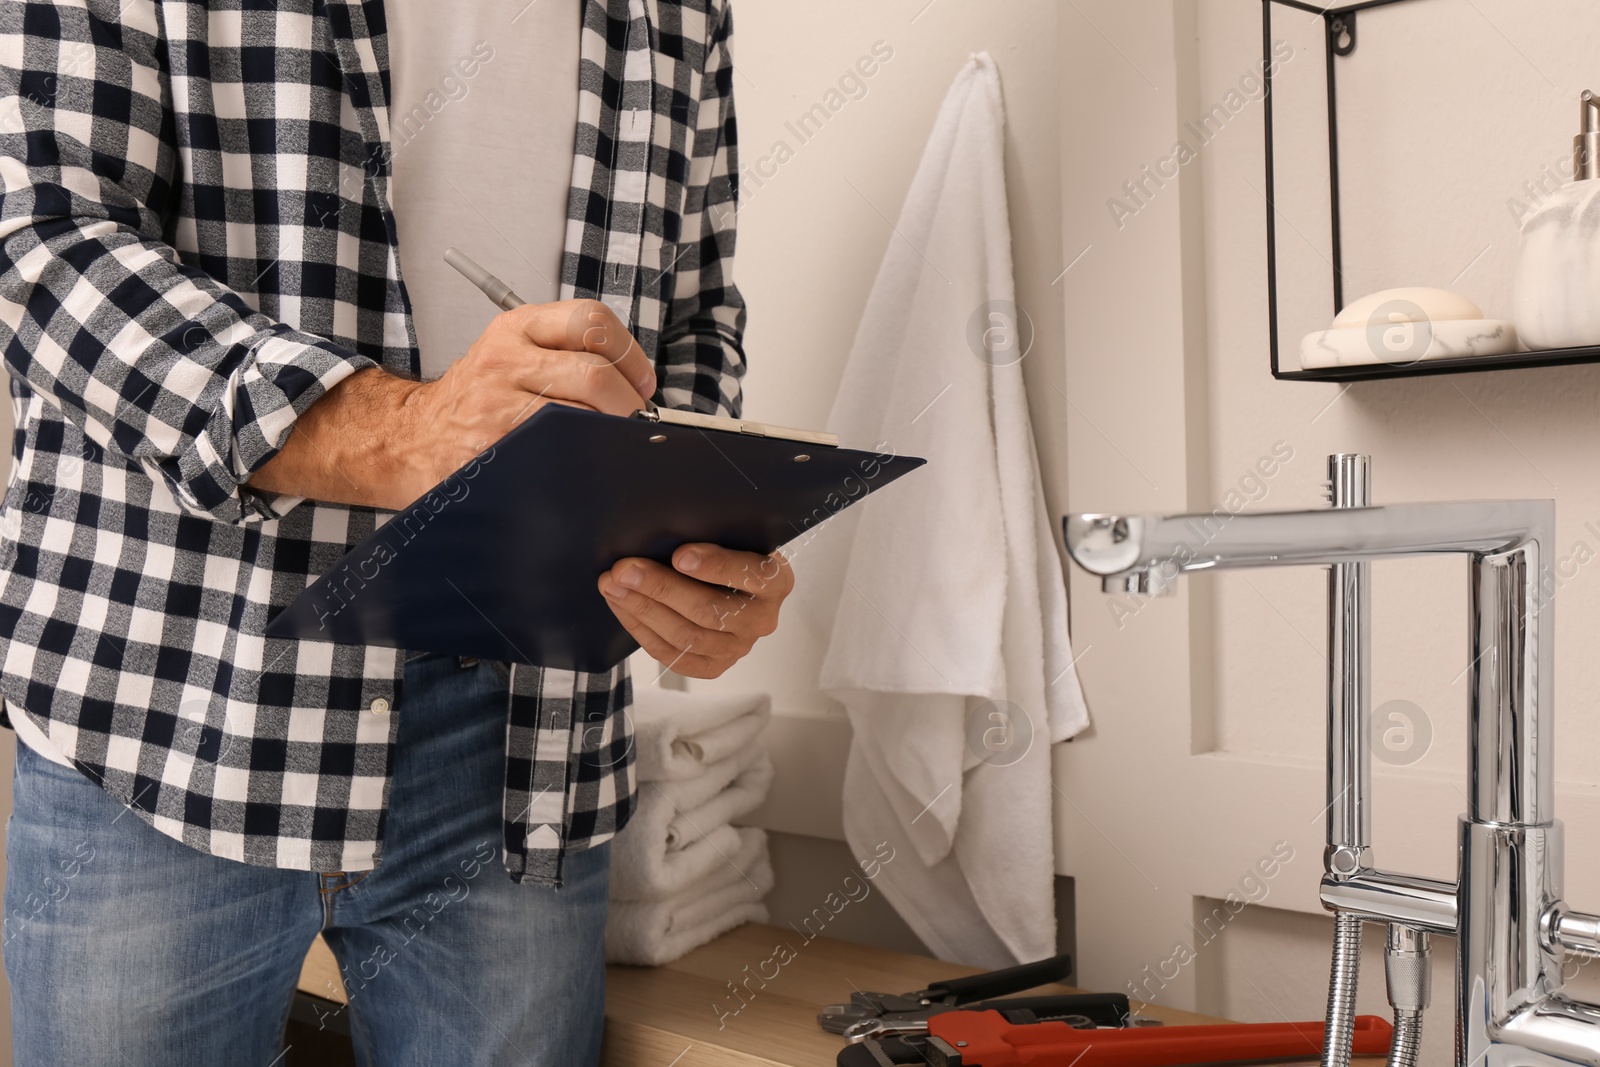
1064, 454, 1600, 1067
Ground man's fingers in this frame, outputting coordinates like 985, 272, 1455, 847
495, 344, 648, 418
508, 301, 657, 401
672, 544, 793, 599
600, 567, 748, 653
602, 598, 723, 678
607, 558, 761, 632
595, 548, 795, 679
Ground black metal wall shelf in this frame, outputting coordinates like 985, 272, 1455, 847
1261, 0, 1598, 382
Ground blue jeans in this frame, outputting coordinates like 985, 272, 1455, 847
3, 654, 611, 1067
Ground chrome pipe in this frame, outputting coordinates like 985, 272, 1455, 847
1318, 871, 1458, 935
1064, 501, 1548, 576
1457, 819, 1571, 1062
1064, 498, 1556, 829
1551, 908, 1600, 959
1321, 455, 1371, 1067
1469, 543, 1553, 826
1496, 996, 1600, 1064
1326, 453, 1372, 874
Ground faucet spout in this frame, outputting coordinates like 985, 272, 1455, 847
1064, 501, 1551, 581
1064, 498, 1555, 828
1059, 480, 1597, 1065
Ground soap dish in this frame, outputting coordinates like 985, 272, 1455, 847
1299, 319, 1518, 371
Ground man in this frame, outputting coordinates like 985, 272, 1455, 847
0, 0, 784, 1063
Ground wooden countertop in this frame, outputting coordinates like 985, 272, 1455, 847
299, 923, 1386, 1065
600, 922, 1217, 1067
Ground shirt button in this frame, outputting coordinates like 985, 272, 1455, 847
369, 698, 391, 715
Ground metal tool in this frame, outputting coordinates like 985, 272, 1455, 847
835, 1019, 1095, 1067
843, 1001, 1108, 1044
819, 954, 1101, 1035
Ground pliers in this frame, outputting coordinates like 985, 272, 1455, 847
819, 954, 1131, 1042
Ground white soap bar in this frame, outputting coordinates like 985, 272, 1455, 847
1300, 319, 1517, 370
1331, 287, 1484, 329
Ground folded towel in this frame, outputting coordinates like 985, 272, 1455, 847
631, 687, 771, 781
658, 746, 773, 850
606, 828, 773, 965
610, 748, 775, 899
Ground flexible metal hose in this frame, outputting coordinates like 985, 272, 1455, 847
1387, 1007, 1423, 1067
1320, 912, 1363, 1067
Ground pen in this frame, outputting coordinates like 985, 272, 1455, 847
444, 247, 662, 415
442, 247, 838, 447
444, 247, 526, 312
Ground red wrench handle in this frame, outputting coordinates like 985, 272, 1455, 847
928, 1009, 1393, 1067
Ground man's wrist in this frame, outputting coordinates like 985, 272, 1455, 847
389, 376, 440, 504
251, 366, 435, 510
345, 368, 436, 509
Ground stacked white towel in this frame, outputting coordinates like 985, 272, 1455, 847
630, 686, 772, 780
606, 687, 775, 966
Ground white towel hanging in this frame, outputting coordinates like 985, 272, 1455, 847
817, 52, 1090, 967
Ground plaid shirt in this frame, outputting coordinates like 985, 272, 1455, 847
0, 0, 745, 887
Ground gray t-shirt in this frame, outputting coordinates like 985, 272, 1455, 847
385, 0, 581, 379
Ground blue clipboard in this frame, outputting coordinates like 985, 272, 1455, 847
265, 405, 925, 672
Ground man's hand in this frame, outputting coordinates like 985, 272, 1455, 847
598, 544, 794, 679
399, 300, 656, 500
250, 299, 655, 509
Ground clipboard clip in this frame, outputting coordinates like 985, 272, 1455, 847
634, 404, 839, 448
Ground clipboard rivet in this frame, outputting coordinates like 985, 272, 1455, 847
793, 454, 811, 462
648, 434, 667, 443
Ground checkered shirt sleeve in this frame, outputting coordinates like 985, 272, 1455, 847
0, 0, 377, 523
